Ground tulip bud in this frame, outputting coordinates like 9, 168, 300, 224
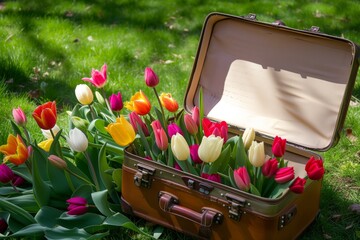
275, 167, 294, 184
190, 144, 202, 164
305, 156, 325, 180
12, 107, 27, 127
38, 138, 54, 152
261, 158, 278, 178
41, 125, 61, 139
289, 177, 306, 194
242, 127, 255, 149
66, 128, 88, 152
129, 112, 150, 136
0, 164, 14, 184
171, 133, 190, 161
151, 120, 168, 151
66, 196, 88, 215
48, 154, 68, 169
184, 114, 198, 135
0, 218, 8, 234
192, 106, 200, 127
75, 84, 94, 105
272, 136, 286, 158
201, 173, 221, 183
198, 135, 223, 163
248, 141, 266, 167
109, 92, 123, 112
70, 117, 89, 133
167, 123, 183, 138
144, 67, 159, 87
95, 91, 105, 105
234, 167, 251, 191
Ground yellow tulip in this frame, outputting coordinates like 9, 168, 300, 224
38, 138, 54, 152
248, 141, 265, 167
105, 116, 136, 147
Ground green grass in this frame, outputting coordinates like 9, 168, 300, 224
0, 0, 360, 239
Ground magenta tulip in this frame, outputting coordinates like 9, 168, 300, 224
144, 67, 159, 87
66, 196, 88, 215
108, 92, 123, 112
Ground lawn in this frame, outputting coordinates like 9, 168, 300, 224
0, 0, 359, 239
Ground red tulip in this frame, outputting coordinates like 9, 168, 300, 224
202, 118, 228, 142
129, 112, 150, 136
32, 101, 57, 130
305, 156, 325, 180
233, 167, 251, 191
275, 167, 294, 184
144, 67, 159, 87
272, 136, 286, 158
289, 177, 306, 194
108, 92, 123, 112
201, 173, 221, 183
67, 196, 88, 215
262, 158, 278, 178
0, 218, 8, 234
151, 120, 168, 151
82, 64, 107, 88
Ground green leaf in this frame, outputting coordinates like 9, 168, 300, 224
89, 119, 108, 135
91, 190, 115, 217
235, 137, 248, 169
228, 167, 237, 189
198, 87, 204, 140
7, 223, 47, 238
5, 194, 39, 213
269, 180, 294, 199
112, 168, 122, 192
249, 184, 261, 196
35, 206, 64, 228
153, 225, 164, 239
0, 198, 35, 226
44, 226, 92, 240
98, 143, 113, 190
208, 144, 231, 174
58, 212, 106, 229
175, 158, 199, 176
10, 120, 23, 141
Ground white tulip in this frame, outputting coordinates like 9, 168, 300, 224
75, 84, 93, 105
66, 128, 88, 152
171, 133, 190, 161
248, 141, 265, 167
242, 127, 255, 149
198, 135, 224, 163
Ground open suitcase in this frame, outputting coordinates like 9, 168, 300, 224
121, 13, 359, 239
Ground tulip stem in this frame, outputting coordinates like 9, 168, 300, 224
64, 170, 75, 192
88, 103, 97, 120
65, 168, 95, 188
10, 182, 19, 192
50, 129, 56, 139
101, 88, 113, 113
153, 87, 166, 128
200, 162, 205, 175
83, 151, 100, 191
22, 126, 31, 144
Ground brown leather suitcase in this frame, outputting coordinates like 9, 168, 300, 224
121, 13, 359, 240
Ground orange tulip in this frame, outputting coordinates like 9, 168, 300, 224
125, 90, 151, 116
0, 134, 29, 166
159, 93, 178, 113
32, 101, 57, 130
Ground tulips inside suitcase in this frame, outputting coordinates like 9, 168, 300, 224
121, 13, 359, 240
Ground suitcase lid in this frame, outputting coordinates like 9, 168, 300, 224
184, 13, 359, 151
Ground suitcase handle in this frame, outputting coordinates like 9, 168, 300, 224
158, 191, 223, 228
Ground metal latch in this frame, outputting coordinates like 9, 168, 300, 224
225, 193, 246, 221
278, 206, 297, 229
133, 164, 155, 188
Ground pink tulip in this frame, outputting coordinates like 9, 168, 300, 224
151, 120, 168, 151
190, 144, 202, 164
233, 167, 251, 191
184, 114, 198, 135
262, 158, 278, 178
144, 67, 159, 87
129, 112, 150, 136
108, 92, 123, 112
82, 64, 107, 88
201, 173, 221, 183
167, 123, 183, 138
66, 196, 88, 215
12, 107, 27, 127
192, 106, 200, 127
275, 167, 294, 184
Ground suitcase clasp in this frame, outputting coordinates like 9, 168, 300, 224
134, 164, 155, 188
225, 193, 246, 221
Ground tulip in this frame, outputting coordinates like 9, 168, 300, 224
0, 164, 14, 184
202, 118, 228, 142
38, 138, 54, 152
201, 173, 221, 183
305, 156, 325, 180
41, 125, 61, 139
144, 67, 159, 87
0, 134, 29, 166
12, 107, 27, 127
248, 141, 266, 167
275, 167, 295, 184
32, 101, 57, 130
125, 90, 151, 116
0, 218, 8, 234
12, 174, 25, 187
105, 116, 136, 147
82, 63, 107, 88
159, 93, 178, 113
151, 120, 168, 151
75, 84, 93, 105
184, 114, 198, 135
48, 155, 68, 170
242, 127, 255, 149
66, 196, 88, 215
167, 123, 183, 138
272, 136, 286, 158
261, 158, 278, 178
174, 162, 182, 171
234, 167, 251, 191
109, 92, 123, 112
192, 106, 200, 127
190, 144, 202, 164
289, 177, 307, 194
66, 128, 88, 152
129, 112, 150, 136
171, 133, 190, 161
198, 135, 223, 163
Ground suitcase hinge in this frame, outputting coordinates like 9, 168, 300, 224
134, 164, 155, 188
225, 193, 246, 221
278, 205, 297, 229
